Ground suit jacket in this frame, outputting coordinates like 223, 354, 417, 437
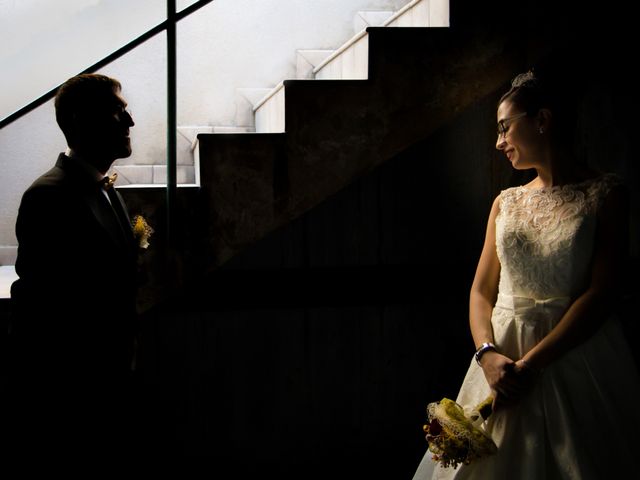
11, 153, 138, 375
9, 153, 139, 452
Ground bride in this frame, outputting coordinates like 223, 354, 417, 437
412, 70, 640, 479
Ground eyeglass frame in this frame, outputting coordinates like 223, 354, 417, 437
114, 105, 133, 121
497, 111, 528, 137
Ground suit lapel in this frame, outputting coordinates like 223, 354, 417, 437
85, 188, 130, 250
108, 188, 132, 232
106, 188, 137, 252
57, 154, 133, 252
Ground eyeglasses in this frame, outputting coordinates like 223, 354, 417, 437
114, 106, 132, 120
497, 112, 527, 137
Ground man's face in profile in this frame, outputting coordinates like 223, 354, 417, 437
76, 89, 134, 166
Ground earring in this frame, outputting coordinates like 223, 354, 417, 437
539, 127, 544, 134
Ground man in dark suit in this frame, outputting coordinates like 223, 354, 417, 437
9, 74, 138, 455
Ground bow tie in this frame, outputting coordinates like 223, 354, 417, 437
100, 173, 118, 190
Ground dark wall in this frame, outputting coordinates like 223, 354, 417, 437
137, 53, 640, 473
114, 1, 640, 475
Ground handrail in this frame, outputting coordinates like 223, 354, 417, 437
167, 0, 178, 247
0, 0, 215, 130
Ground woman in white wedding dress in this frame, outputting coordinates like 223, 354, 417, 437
413, 71, 640, 479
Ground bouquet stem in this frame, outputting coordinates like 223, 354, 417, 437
469, 395, 493, 425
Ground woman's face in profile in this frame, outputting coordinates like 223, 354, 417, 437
496, 100, 542, 171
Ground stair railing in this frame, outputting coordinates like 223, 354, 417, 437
0, 0, 216, 246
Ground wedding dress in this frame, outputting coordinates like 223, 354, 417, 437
413, 174, 640, 479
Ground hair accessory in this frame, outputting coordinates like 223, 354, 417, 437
511, 69, 537, 88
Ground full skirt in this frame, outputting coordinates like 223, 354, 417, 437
412, 294, 640, 480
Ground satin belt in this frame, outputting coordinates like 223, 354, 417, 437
495, 293, 571, 314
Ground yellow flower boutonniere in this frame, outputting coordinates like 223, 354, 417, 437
132, 215, 154, 249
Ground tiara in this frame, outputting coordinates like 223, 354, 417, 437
511, 70, 537, 88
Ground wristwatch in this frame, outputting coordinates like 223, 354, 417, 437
475, 342, 497, 366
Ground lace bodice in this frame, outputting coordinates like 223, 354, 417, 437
495, 174, 620, 299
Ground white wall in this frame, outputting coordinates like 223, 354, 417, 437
0, 0, 176, 120
0, 0, 410, 262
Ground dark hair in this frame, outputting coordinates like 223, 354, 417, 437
499, 69, 575, 144
499, 71, 549, 115
55, 74, 122, 143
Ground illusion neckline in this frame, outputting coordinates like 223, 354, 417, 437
518, 174, 604, 193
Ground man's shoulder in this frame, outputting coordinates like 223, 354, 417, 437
20, 159, 75, 208
30, 167, 63, 187
24, 154, 75, 194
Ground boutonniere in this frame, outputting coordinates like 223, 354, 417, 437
131, 215, 154, 249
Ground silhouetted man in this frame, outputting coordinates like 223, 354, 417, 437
9, 74, 138, 455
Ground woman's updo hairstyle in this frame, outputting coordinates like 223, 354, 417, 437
499, 70, 549, 116
499, 68, 575, 146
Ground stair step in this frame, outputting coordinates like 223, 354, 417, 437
383, 0, 448, 27
0, 246, 17, 268
254, 0, 448, 133
296, 50, 334, 79
235, 88, 273, 127
197, 133, 287, 265
353, 10, 394, 33
112, 164, 197, 186
314, 0, 443, 81
180, 126, 255, 150
151, 165, 197, 186
313, 29, 369, 80
0, 265, 18, 299
179, 126, 215, 151
253, 82, 286, 133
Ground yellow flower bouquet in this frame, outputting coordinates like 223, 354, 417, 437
422, 396, 497, 468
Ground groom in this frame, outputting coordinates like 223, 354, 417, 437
9, 74, 138, 455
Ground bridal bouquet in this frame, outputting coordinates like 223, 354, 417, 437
422, 396, 497, 468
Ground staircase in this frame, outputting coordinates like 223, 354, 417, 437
253, 0, 449, 133
110, 0, 448, 187
119, 0, 541, 311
